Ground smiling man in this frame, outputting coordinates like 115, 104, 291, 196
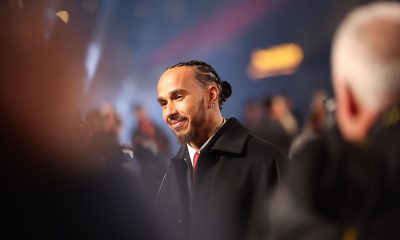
156, 60, 283, 240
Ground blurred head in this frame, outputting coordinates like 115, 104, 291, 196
133, 105, 151, 122
244, 100, 262, 127
310, 90, 328, 113
101, 102, 117, 132
133, 105, 155, 135
307, 90, 328, 132
332, 1, 400, 142
157, 60, 232, 148
265, 95, 291, 120
100, 103, 122, 137
85, 110, 104, 134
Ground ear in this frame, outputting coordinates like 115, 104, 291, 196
207, 84, 219, 105
335, 80, 355, 136
335, 81, 373, 142
344, 84, 359, 119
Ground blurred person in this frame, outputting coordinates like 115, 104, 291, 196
243, 99, 264, 132
132, 104, 171, 157
156, 60, 283, 240
305, 90, 329, 134
268, 96, 299, 137
289, 90, 330, 158
85, 108, 141, 174
101, 101, 123, 137
131, 104, 170, 200
266, 2, 400, 240
85, 109, 104, 135
253, 95, 299, 156
0, 1, 162, 239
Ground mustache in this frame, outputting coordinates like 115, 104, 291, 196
167, 114, 187, 124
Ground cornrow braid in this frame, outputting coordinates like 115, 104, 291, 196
167, 60, 232, 109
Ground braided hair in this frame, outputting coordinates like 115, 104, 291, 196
167, 60, 232, 109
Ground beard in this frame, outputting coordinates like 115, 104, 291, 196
176, 131, 195, 146
174, 98, 207, 146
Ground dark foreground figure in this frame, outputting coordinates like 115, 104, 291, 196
1, 1, 163, 239
267, 2, 400, 240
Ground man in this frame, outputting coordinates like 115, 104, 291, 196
156, 60, 282, 240
267, 2, 400, 240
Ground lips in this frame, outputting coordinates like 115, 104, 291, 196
169, 117, 187, 130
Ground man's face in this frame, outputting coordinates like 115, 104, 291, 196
157, 66, 209, 145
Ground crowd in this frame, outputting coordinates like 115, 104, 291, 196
1, 1, 400, 240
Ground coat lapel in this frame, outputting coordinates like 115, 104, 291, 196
208, 118, 250, 154
170, 147, 193, 222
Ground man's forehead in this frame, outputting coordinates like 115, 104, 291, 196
158, 66, 198, 93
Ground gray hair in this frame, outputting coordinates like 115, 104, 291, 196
332, 1, 400, 110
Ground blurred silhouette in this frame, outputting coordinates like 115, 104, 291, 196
131, 104, 170, 200
289, 90, 331, 158
243, 99, 264, 132
304, 90, 329, 133
0, 1, 161, 239
267, 2, 400, 240
101, 102, 123, 137
253, 95, 299, 157
85, 107, 141, 174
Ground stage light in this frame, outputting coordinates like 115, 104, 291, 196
56, 10, 69, 24
248, 43, 303, 79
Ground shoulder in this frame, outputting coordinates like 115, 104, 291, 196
246, 134, 285, 162
240, 134, 284, 181
223, 117, 285, 164
289, 129, 337, 166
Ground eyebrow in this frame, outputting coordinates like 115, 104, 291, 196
157, 88, 189, 103
170, 88, 189, 96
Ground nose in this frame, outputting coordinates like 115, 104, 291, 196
164, 102, 178, 121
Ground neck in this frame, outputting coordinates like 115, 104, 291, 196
189, 113, 224, 150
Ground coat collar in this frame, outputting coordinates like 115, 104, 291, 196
208, 118, 249, 154
174, 144, 190, 160
172, 118, 249, 161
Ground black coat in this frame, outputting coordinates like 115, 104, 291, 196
156, 118, 282, 240
267, 109, 400, 240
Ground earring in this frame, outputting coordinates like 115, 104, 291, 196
209, 103, 215, 108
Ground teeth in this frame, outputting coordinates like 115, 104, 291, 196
170, 119, 184, 124
170, 119, 185, 127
